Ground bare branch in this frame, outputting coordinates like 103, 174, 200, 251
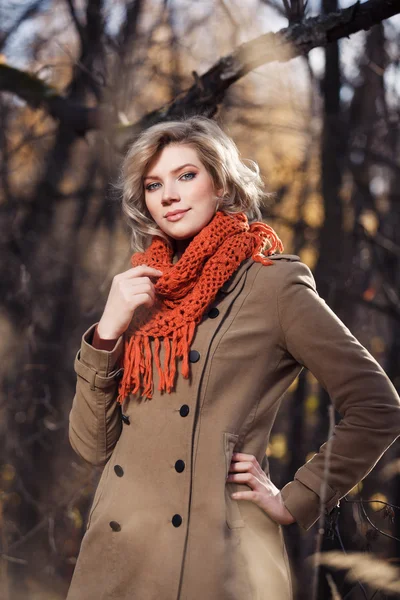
64, 0, 85, 46
117, 0, 144, 50
0, 64, 106, 134
117, 0, 400, 145
66, 0, 105, 100
1, 0, 399, 138
0, 554, 28, 565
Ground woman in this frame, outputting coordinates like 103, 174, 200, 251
67, 116, 400, 600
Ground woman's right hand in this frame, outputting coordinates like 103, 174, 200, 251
97, 266, 163, 340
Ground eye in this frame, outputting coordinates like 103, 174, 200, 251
180, 172, 196, 181
145, 182, 161, 191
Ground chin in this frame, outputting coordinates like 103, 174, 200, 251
170, 232, 200, 241
165, 225, 203, 240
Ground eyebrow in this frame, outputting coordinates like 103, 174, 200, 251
144, 163, 199, 181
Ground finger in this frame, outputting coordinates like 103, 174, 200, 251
228, 472, 277, 497
124, 281, 154, 295
231, 452, 257, 462
129, 277, 157, 288
228, 461, 257, 474
229, 462, 261, 477
118, 266, 163, 279
226, 472, 261, 489
231, 453, 263, 475
228, 468, 277, 500
132, 265, 163, 277
130, 283, 155, 301
122, 279, 156, 295
133, 293, 154, 308
231, 490, 261, 503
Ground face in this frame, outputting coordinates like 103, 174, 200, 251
143, 144, 222, 242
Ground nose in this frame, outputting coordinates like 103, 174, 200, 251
161, 180, 180, 205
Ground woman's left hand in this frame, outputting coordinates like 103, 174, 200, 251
227, 452, 296, 525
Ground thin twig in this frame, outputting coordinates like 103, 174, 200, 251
344, 497, 400, 512
311, 404, 336, 600
48, 516, 57, 554
359, 501, 400, 543
0, 554, 28, 565
335, 523, 369, 600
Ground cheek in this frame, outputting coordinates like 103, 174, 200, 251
193, 178, 216, 206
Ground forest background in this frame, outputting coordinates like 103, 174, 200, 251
1, 0, 400, 599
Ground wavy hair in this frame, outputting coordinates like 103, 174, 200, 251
119, 116, 268, 252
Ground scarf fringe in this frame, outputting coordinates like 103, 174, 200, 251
117, 322, 198, 403
249, 221, 284, 264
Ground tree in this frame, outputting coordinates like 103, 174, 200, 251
0, 1, 399, 598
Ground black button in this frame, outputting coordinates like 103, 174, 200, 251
189, 350, 200, 363
172, 514, 182, 527
121, 413, 130, 425
109, 521, 121, 532
208, 307, 219, 319
175, 460, 185, 473
114, 465, 124, 477
179, 405, 189, 417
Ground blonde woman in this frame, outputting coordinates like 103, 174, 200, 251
67, 116, 400, 600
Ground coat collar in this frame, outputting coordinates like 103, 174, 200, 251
218, 254, 301, 294
219, 258, 254, 294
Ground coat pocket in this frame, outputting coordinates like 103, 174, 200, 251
224, 432, 245, 529
86, 459, 111, 530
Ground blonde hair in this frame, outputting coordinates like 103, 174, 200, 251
119, 116, 268, 252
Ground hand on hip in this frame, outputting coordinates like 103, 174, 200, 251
227, 452, 296, 525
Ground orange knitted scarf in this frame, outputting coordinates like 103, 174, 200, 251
117, 211, 283, 402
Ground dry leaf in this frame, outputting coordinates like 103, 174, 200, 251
313, 552, 400, 594
326, 573, 342, 600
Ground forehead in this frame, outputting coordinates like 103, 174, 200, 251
145, 143, 201, 176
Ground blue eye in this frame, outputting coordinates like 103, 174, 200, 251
145, 172, 195, 191
180, 172, 196, 181
145, 182, 160, 191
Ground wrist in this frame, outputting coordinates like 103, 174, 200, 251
92, 325, 119, 351
97, 320, 122, 340
278, 492, 296, 525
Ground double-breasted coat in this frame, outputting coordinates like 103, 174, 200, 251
67, 255, 400, 600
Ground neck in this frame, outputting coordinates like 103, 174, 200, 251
172, 237, 193, 261
170, 213, 220, 261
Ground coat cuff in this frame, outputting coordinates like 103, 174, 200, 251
281, 479, 322, 531
92, 325, 120, 351
80, 324, 124, 376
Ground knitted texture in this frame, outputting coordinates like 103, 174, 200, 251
117, 211, 283, 402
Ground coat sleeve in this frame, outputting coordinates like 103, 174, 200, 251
69, 324, 124, 466
277, 262, 400, 530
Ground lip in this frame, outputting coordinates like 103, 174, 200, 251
165, 209, 190, 222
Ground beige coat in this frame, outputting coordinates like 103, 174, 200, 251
67, 256, 400, 600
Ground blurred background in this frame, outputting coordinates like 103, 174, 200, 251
0, 0, 399, 598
